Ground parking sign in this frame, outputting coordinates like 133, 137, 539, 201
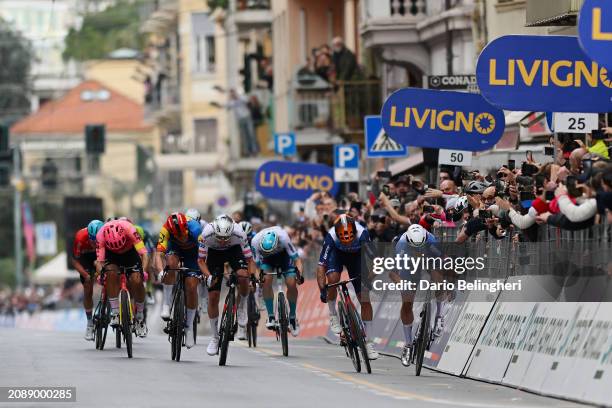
274, 132, 296, 156
334, 144, 359, 182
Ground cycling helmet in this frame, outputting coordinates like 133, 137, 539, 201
105, 216, 120, 222
259, 230, 279, 254
464, 180, 487, 195
212, 214, 234, 241
119, 216, 134, 224
185, 208, 201, 222
334, 214, 357, 245
454, 196, 469, 213
87, 220, 104, 241
239, 221, 253, 236
405, 224, 427, 247
103, 221, 127, 251
166, 212, 188, 237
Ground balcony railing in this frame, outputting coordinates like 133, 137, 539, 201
145, 80, 180, 119
236, 0, 270, 10
390, 0, 426, 17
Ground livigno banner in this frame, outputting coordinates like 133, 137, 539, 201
578, 0, 612, 71
255, 161, 338, 201
380, 88, 505, 151
476, 35, 612, 112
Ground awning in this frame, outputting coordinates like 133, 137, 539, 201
389, 151, 424, 176
32, 253, 79, 285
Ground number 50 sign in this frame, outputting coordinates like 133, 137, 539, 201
553, 113, 599, 133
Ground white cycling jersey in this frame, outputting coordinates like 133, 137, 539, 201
198, 222, 252, 259
251, 226, 298, 264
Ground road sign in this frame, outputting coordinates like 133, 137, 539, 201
334, 144, 359, 182
364, 116, 407, 158
578, 0, 612, 70
274, 132, 296, 156
553, 113, 599, 133
438, 149, 473, 166
35, 222, 57, 256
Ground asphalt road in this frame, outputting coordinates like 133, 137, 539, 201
0, 327, 590, 408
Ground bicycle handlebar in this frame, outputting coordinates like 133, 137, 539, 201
325, 277, 358, 289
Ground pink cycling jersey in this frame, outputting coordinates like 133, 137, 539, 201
96, 220, 147, 262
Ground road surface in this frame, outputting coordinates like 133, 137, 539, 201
0, 328, 588, 408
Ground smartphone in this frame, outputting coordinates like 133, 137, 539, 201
592, 129, 606, 140
545, 190, 554, 201
521, 162, 537, 177
526, 150, 534, 162
544, 146, 555, 156
508, 160, 515, 171
382, 184, 390, 196
423, 205, 434, 214
519, 191, 535, 201
479, 209, 492, 219
376, 171, 392, 179
534, 174, 546, 189
582, 159, 593, 175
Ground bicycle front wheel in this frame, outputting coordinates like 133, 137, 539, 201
98, 297, 110, 350
348, 305, 371, 374
120, 290, 133, 359
94, 300, 103, 350
277, 292, 289, 357
219, 289, 235, 366
338, 299, 360, 373
173, 289, 185, 362
415, 303, 430, 376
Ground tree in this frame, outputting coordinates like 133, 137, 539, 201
63, 0, 147, 61
0, 19, 33, 125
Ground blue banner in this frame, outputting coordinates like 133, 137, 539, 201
579, 0, 612, 71
255, 161, 338, 201
476, 35, 612, 112
380, 88, 505, 152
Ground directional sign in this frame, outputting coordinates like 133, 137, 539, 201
364, 116, 407, 158
334, 144, 359, 182
578, 0, 612, 71
553, 113, 599, 133
438, 149, 472, 166
35, 222, 57, 256
274, 132, 296, 156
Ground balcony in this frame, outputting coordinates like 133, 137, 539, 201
360, 0, 424, 49
229, 0, 272, 27
290, 73, 381, 135
526, 0, 583, 26
144, 80, 180, 124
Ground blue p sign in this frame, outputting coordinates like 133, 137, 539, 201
334, 144, 359, 169
274, 132, 296, 157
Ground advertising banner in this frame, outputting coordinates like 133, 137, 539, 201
579, 0, 612, 71
255, 161, 338, 201
476, 35, 612, 112
381, 88, 505, 151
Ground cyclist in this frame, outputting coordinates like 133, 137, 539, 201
155, 212, 203, 349
239, 221, 255, 245
71, 219, 104, 341
185, 208, 208, 313
251, 226, 303, 336
95, 219, 150, 337
317, 214, 379, 360
393, 224, 444, 367
197, 214, 254, 356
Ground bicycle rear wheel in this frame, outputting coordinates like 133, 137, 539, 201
338, 299, 360, 373
120, 291, 133, 359
415, 303, 430, 376
247, 293, 258, 348
348, 305, 371, 374
173, 289, 185, 362
219, 289, 235, 366
97, 298, 110, 350
94, 300, 102, 350
277, 292, 289, 357
115, 326, 121, 348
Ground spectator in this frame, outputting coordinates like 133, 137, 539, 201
314, 45, 333, 83
226, 89, 260, 156
331, 37, 357, 81
368, 209, 395, 242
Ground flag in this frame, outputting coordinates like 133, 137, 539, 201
22, 201, 36, 263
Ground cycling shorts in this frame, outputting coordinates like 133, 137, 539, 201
166, 241, 200, 273
260, 250, 296, 277
205, 245, 248, 292
105, 248, 142, 275
324, 249, 362, 295
76, 252, 96, 285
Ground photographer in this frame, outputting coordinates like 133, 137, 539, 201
367, 209, 396, 242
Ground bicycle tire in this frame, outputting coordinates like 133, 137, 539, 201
94, 300, 102, 350
173, 289, 185, 362
415, 303, 430, 376
338, 299, 360, 373
278, 292, 289, 357
121, 290, 133, 359
193, 310, 198, 345
115, 326, 121, 349
98, 298, 110, 351
219, 289, 235, 366
348, 306, 372, 374
247, 293, 258, 348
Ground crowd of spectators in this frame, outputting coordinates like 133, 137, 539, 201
0, 283, 84, 319
298, 37, 360, 84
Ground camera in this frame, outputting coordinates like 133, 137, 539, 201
479, 209, 492, 219
521, 162, 538, 177
508, 160, 515, 171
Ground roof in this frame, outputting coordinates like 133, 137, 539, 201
11, 80, 151, 135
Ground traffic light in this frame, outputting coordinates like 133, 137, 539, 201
0, 125, 9, 153
85, 124, 106, 154
0, 125, 10, 187
41, 158, 58, 189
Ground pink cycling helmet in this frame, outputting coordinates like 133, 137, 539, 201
104, 221, 127, 251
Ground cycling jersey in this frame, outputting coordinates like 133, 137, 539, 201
73, 228, 95, 259
319, 222, 369, 266
197, 222, 252, 260
395, 231, 441, 285
251, 226, 298, 266
157, 219, 202, 253
96, 220, 147, 262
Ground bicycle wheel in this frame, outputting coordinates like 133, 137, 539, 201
115, 326, 121, 348
247, 293, 258, 348
338, 299, 360, 373
98, 298, 110, 351
120, 290, 133, 358
415, 303, 430, 376
219, 289, 235, 366
277, 292, 289, 356
94, 300, 102, 350
173, 289, 185, 362
193, 310, 199, 345
348, 304, 371, 374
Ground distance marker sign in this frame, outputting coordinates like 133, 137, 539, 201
380, 88, 505, 152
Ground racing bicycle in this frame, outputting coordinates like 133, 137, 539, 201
262, 268, 290, 356
246, 276, 260, 348
92, 269, 110, 350
217, 269, 249, 366
104, 264, 140, 359
412, 287, 433, 376
327, 278, 371, 374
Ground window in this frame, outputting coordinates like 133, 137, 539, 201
191, 13, 215, 73
167, 170, 184, 208
206, 36, 215, 72
193, 119, 218, 153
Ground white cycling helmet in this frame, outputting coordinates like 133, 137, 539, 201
454, 196, 469, 213
186, 208, 201, 222
212, 214, 234, 241
405, 224, 427, 247
239, 221, 253, 236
